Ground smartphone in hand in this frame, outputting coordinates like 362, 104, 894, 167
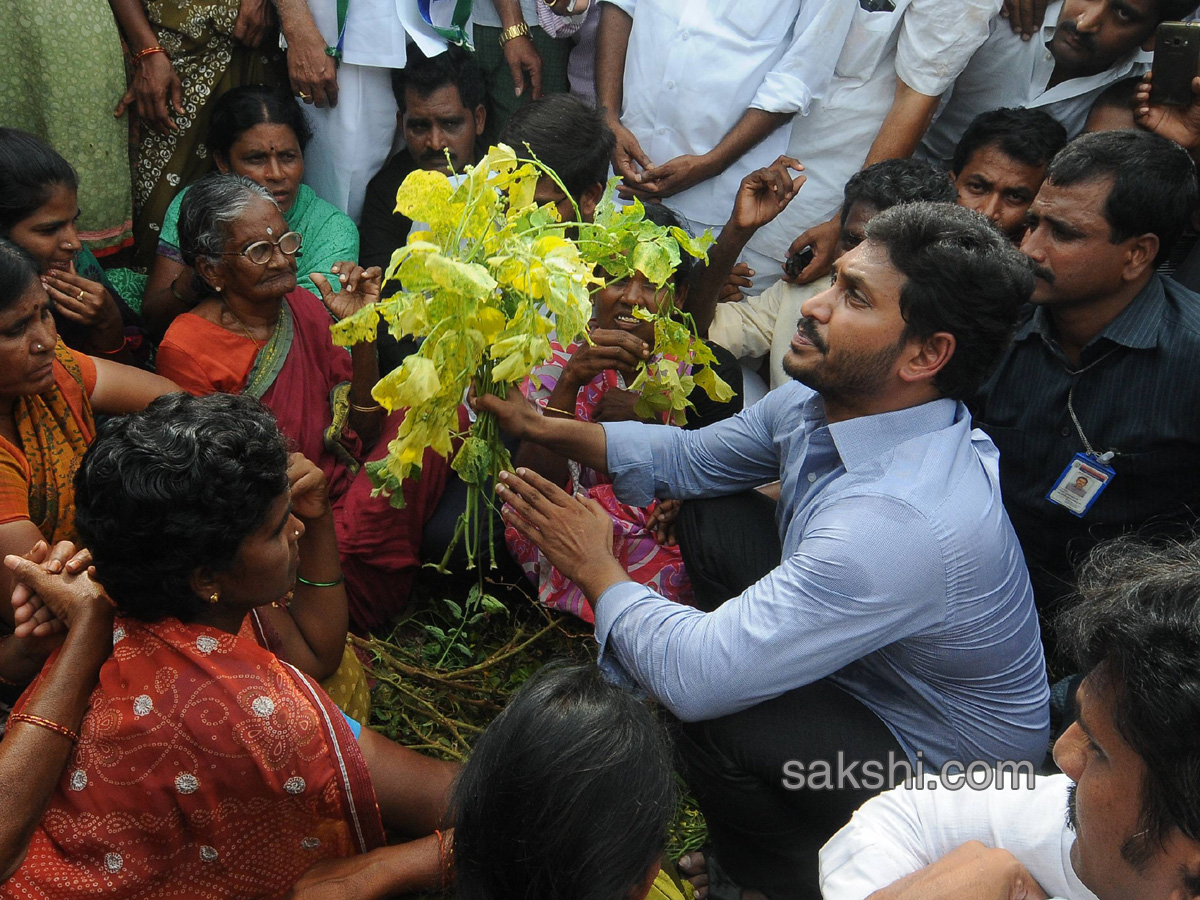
1151, 22, 1200, 107
784, 246, 815, 280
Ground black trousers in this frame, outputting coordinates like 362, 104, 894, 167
676, 494, 904, 900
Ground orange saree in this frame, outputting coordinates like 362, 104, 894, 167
2, 615, 384, 899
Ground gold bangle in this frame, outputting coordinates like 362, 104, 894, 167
9, 712, 79, 743
499, 22, 530, 46
350, 401, 383, 414
542, 404, 576, 418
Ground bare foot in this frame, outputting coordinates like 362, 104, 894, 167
678, 852, 710, 900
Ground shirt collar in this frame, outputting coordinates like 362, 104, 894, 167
1015, 276, 1166, 352
807, 395, 961, 472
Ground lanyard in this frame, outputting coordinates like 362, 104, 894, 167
418, 0, 474, 46
1062, 347, 1118, 463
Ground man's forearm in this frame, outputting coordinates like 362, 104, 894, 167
863, 78, 941, 167
273, 0, 322, 42
688, 223, 756, 336
523, 414, 610, 474
595, 4, 633, 120
703, 108, 792, 177
493, 0, 525, 28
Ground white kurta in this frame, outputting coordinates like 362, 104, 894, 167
299, 0, 452, 221
602, 0, 856, 233
744, 0, 997, 288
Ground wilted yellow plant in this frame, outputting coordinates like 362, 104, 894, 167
331, 144, 728, 571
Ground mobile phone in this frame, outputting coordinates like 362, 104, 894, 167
784, 246, 815, 279
1151, 22, 1200, 107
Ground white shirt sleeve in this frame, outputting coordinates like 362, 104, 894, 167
752, 0, 859, 114
894, 0, 1000, 97
819, 774, 1092, 900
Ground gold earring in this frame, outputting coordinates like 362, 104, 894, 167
208, 591, 220, 604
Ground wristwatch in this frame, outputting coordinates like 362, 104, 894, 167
499, 22, 531, 46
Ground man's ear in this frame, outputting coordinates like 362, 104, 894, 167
899, 331, 956, 386
1122, 232, 1159, 283
473, 104, 487, 137
579, 182, 605, 222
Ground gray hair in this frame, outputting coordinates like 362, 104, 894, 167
177, 173, 277, 270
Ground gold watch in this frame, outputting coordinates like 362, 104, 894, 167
499, 22, 531, 46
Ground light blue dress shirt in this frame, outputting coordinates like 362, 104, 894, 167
596, 382, 1050, 766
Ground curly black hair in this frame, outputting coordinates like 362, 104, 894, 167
74, 393, 289, 622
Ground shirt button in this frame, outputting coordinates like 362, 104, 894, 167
1060, 426, 1071, 437
658, 127, 667, 135
666, 81, 675, 90
680, 30, 690, 40
807, 472, 817, 483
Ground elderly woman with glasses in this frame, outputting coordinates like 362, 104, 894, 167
155, 173, 456, 636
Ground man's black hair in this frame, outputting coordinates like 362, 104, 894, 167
390, 45, 485, 113
840, 158, 958, 229
951, 107, 1068, 175
1045, 129, 1198, 265
864, 202, 1035, 400
1059, 536, 1200, 889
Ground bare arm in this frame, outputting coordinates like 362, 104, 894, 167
687, 157, 804, 335
0, 552, 112, 882
142, 256, 195, 340
633, 109, 793, 201
89, 357, 179, 415
258, 455, 347, 681
312, 265, 384, 448
285, 837, 446, 900
108, 0, 184, 133
274, 0, 339, 107
496, 0, 543, 99
595, 4, 653, 183
472, 387, 609, 475
862, 78, 942, 167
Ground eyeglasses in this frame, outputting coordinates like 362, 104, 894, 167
222, 231, 303, 265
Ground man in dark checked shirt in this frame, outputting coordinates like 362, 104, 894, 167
971, 129, 1200, 656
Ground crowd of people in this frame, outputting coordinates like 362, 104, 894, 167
3, 0, 1200, 898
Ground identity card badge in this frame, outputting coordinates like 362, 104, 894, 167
1046, 453, 1115, 517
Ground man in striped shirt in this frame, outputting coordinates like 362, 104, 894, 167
971, 129, 1200, 652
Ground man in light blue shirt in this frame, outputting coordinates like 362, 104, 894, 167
476, 201, 1049, 900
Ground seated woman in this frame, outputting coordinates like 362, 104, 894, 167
451, 662, 690, 900
143, 85, 358, 338
1, 393, 459, 897
0, 129, 142, 364
507, 206, 742, 623
155, 174, 448, 633
0, 239, 175, 697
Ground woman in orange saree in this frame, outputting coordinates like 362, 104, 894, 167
1, 393, 457, 899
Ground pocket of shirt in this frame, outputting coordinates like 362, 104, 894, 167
833, 2, 906, 81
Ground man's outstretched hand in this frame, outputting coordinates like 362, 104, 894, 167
497, 468, 630, 600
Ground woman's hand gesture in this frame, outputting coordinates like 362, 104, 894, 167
312, 263, 382, 321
